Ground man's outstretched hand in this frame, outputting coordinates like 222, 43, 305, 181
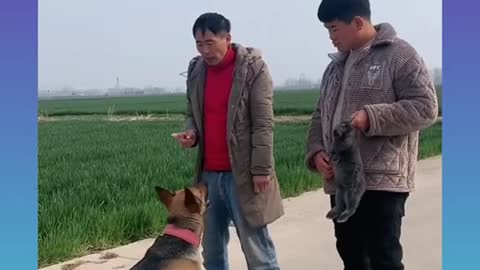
172, 130, 197, 148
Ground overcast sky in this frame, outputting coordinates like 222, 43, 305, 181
39, 0, 441, 90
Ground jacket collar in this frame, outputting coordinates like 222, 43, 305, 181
328, 23, 398, 63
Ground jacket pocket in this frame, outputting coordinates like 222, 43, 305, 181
360, 136, 401, 175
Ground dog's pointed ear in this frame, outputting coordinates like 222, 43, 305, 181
155, 186, 174, 208
195, 182, 208, 199
184, 188, 201, 213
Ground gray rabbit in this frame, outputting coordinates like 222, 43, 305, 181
326, 121, 366, 223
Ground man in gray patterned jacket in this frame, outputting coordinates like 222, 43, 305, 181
305, 0, 438, 269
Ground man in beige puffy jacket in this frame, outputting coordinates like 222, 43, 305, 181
306, 0, 438, 269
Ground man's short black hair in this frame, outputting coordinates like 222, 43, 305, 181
317, 0, 371, 24
192, 12, 231, 37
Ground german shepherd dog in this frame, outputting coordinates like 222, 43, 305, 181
130, 183, 208, 270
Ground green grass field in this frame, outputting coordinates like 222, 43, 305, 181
38, 116, 442, 267
38, 90, 320, 116
38, 88, 443, 267
38, 87, 442, 117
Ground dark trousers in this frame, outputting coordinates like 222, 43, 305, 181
330, 191, 409, 270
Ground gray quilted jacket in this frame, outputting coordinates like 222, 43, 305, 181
305, 23, 438, 194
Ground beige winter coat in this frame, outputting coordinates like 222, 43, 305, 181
306, 23, 438, 194
185, 43, 284, 227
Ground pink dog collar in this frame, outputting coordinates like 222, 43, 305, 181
163, 224, 201, 248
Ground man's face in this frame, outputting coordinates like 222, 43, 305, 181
324, 19, 361, 52
194, 30, 231, 66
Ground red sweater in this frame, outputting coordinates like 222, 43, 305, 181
203, 47, 236, 171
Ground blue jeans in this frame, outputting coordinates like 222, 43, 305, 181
201, 171, 281, 270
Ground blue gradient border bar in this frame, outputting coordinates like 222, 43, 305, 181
443, 0, 480, 269
0, 0, 38, 269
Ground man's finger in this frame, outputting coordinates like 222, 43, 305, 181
319, 152, 332, 166
350, 113, 360, 126
186, 130, 196, 138
316, 155, 328, 166
322, 163, 332, 171
173, 132, 194, 141
179, 138, 192, 148
180, 133, 190, 140
316, 165, 325, 174
319, 161, 332, 171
